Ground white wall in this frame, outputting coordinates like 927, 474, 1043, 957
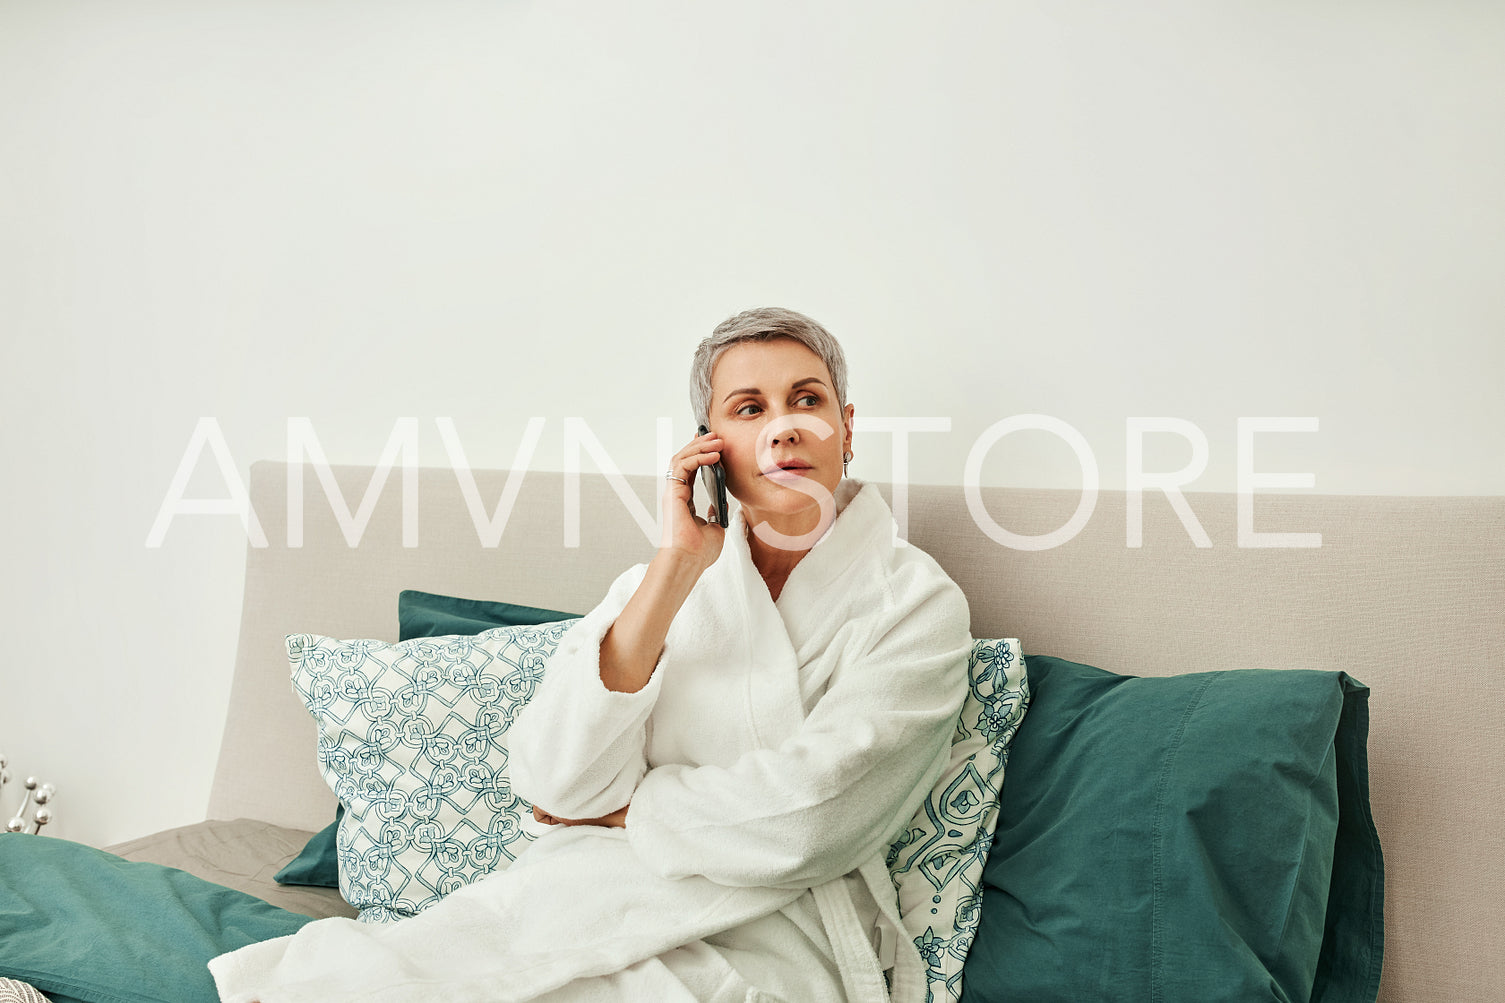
1, 1, 1501, 846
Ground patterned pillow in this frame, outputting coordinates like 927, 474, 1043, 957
887, 637, 1029, 1003
287, 623, 573, 923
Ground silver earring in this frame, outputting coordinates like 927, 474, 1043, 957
843, 451, 852, 475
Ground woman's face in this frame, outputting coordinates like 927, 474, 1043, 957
706, 338, 854, 534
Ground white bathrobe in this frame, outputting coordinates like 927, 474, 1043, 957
210, 479, 972, 1003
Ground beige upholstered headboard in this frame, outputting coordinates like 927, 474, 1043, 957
209, 462, 1504, 1001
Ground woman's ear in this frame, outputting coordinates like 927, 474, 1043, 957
842, 403, 855, 456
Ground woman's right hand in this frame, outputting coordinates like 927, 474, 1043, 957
660, 429, 726, 574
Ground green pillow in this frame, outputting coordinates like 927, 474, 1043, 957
0, 835, 314, 1003
272, 804, 343, 888
275, 593, 583, 891
397, 589, 578, 641
960, 656, 1383, 1003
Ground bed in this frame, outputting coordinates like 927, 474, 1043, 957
3, 461, 1501, 1002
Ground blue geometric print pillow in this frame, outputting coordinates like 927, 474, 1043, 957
287, 623, 574, 924
887, 637, 1029, 1003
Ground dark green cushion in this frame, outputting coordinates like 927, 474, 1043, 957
397, 589, 578, 641
0, 835, 313, 1003
275, 592, 583, 890
960, 656, 1383, 1003
271, 804, 343, 888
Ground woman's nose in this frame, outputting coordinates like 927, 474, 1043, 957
770, 427, 801, 446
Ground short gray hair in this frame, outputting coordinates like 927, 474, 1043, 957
689, 307, 849, 430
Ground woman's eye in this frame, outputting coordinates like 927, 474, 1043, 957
734, 402, 762, 416
795, 393, 819, 407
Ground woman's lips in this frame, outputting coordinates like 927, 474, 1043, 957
762, 462, 812, 479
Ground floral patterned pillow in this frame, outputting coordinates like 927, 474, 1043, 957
288, 623, 573, 923
887, 637, 1030, 1002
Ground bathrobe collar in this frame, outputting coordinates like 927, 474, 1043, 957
728, 477, 880, 605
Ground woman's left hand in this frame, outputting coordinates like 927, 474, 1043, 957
532, 804, 628, 829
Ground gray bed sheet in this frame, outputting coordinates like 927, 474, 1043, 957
105, 817, 357, 920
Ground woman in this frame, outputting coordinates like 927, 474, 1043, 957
211, 308, 972, 1002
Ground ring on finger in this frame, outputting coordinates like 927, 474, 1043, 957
665, 470, 688, 485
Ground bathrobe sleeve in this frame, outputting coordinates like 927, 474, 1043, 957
509, 563, 666, 820
625, 567, 972, 891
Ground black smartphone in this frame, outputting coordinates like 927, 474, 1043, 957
696, 425, 730, 527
